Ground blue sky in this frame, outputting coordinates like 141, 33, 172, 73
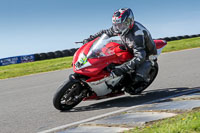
0, 0, 200, 58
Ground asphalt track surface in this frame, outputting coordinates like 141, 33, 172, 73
0, 48, 200, 133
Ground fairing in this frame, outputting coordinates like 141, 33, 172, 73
73, 34, 167, 79
73, 34, 133, 78
154, 40, 167, 56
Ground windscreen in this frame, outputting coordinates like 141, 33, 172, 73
87, 34, 120, 58
74, 34, 121, 70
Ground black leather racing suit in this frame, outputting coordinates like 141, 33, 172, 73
85, 21, 157, 82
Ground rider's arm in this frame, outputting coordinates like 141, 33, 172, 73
84, 27, 117, 43
121, 30, 146, 71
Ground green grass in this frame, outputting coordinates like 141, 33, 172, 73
0, 37, 200, 79
163, 37, 200, 52
0, 56, 73, 79
125, 108, 200, 133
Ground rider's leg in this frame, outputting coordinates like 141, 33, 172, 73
134, 60, 152, 84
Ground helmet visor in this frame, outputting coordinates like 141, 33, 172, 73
113, 22, 128, 33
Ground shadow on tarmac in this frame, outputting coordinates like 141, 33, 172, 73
62, 87, 200, 112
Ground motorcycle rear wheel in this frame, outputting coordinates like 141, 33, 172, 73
53, 80, 83, 111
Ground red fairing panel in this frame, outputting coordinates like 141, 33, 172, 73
154, 40, 167, 49
114, 45, 133, 63
102, 42, 133, 63
73, 41, 133, 79
76, 55, 116, 77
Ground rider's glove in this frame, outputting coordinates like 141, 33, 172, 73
112, 68, 124, 76
83, 39, 89, 45
112, 64, 131, 77
83, 35, 95, 44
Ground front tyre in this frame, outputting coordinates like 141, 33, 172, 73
53, 80, 84, 111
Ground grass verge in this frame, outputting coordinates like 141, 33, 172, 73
163, 37, 200, 52
0, 56, 73, 79
125, 108, 200, 133
0, 37, 200, 79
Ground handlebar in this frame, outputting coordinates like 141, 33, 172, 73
75, 41, 83, 44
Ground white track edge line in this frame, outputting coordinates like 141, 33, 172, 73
38, 88, 200, 133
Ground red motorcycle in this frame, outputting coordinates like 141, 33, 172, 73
53, 34, 167, 111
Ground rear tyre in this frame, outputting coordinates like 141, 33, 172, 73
62, 50, 71, 57
54, 51, 63, 58
47, 52, 55, 59
39, 53, 47, 60
53, 80, 84, 111
34, 54, 40, 61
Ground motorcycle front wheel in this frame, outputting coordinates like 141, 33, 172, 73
53, 79, 84, 111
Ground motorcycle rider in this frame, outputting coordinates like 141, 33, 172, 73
83, 8, 157, 93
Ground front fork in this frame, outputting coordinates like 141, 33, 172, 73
69, 73, 92, 98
